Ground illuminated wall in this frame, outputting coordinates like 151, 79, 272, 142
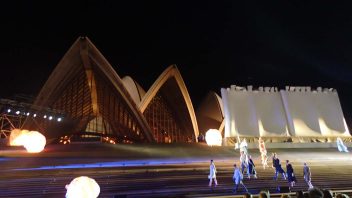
221, 85, 350, 137
282, 87, 350, 137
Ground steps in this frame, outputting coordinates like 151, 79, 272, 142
0, 144, 351, 197
1, 159, 352, 197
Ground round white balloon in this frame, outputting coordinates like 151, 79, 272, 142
205, 129, 222, 146
65, 176, 100, 198
22, 131, 46, 153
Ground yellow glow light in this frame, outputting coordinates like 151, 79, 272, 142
9, 129, 29, 146
65, 176, 100, 198
22, 131, 46, 153
205, 129, 222, 146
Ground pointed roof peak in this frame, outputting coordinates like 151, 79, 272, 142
79, 36, 89, 40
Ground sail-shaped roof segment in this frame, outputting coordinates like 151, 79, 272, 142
122, 76, 146, 105
196, 91, 224, 136
139, 65, 199, 142
28, 37, 154, 142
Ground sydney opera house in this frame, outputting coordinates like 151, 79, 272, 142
2, 37, 352, 198
20, 37, 199, 144
3, 37, 350, 145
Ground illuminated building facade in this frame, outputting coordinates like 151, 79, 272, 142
24, 37, 198, 143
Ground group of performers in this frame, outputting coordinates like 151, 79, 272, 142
208, 137, 349, 193
238, 138, 314, 192
239, 139, 257, 179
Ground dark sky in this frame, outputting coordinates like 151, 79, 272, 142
1, 1, 352, 120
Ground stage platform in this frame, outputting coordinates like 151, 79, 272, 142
244, 142, 352, 149
223, 137, 352, 149
0, 143, 351, 197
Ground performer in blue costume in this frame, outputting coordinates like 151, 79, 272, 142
272, 153, 286, 180
248, 155, 257, 179
286, 160, 296, 189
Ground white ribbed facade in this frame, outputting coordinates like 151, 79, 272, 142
221, 86, 350, 138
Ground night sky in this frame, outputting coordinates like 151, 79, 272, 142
1, 1, 352, 122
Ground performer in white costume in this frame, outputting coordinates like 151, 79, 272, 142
239, 138, 248, 155
303, 162, 314, 190
232, 163, 248, 193
208, 159, 218, 187
240, 151, 249, 177
239, 138, 250, 177
336, 137, 349, 152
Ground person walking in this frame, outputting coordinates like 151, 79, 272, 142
208, 159, 218, 187
233, 163, 248, 194
303, 162, 314, 190
272, 153, 286, 180
248, 155, 257, 179
286, 160, 297, 189
240, 151, 249, 177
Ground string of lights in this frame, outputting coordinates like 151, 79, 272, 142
0, 98, 65, 122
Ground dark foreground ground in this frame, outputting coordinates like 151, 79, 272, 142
0, 143, 352, 198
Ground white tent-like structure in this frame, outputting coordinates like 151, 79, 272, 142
221, 85, 350, 143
